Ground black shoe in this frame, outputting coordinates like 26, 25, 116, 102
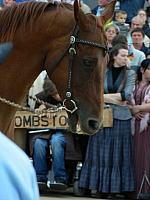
50, 181, 68, 190
38, 181, 48, 193
37, 176, 47, 183
91, 190, 107, 199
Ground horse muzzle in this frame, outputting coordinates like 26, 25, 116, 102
68, 112, 101, 135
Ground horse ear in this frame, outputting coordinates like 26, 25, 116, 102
74, 0, 79, 22
74, 0, 90, 30
98, 0, 116, 26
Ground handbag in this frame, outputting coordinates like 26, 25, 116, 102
103, 105, 113, 128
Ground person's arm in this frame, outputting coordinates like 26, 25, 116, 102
104, 93, 127, 105
104, 70, 136, 106
131, 103, 150, 115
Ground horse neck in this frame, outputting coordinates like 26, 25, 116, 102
39, 9, 75, 74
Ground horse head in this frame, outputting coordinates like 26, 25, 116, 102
49, 0, 116, 135
0, 0, 116, 139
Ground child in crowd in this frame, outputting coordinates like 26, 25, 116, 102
114, 10, 129, 36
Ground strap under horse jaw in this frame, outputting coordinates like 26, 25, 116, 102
63, 25, 108, 114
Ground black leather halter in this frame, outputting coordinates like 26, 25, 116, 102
63, 25, 108, 114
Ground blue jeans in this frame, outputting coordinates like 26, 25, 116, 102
33, 131, 68, 183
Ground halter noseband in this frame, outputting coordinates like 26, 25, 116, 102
63, 25, 108, 114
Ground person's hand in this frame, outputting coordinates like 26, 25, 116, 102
134, 112, 145, 120
131, 105, 145, 119
52, 93, 62, 101
35, 104, 46, 112
131, 105, 140, 115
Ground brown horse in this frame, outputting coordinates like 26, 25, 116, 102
0, 0, 116, 139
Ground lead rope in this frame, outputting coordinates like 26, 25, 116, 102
0, 95, 62, 114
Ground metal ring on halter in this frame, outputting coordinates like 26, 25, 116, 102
62, 99, 78, 114
70, 36, 76, 44
69, 47, 76, 55
66, 91, 71, 98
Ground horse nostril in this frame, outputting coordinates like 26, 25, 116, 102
88, 119, 99, 131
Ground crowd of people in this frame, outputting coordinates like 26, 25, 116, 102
0, 0, 150, 200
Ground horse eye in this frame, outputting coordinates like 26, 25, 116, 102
82, 57, 97, 68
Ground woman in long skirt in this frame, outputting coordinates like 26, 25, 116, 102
130, 59, 150, 199
79, 44, 136, 198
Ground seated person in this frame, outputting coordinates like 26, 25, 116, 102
33, 131, 68, 190
32, 76, 68, 190
32, 77, 82, 190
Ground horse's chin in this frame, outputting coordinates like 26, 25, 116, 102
67, 113, 78, 133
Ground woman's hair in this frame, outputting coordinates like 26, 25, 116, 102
107, 43, 128, 68
137, 59, 150, 81
104, 23, 120, 34
111, 34, 128, 47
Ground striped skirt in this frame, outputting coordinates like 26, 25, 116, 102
79, 119, 135, 193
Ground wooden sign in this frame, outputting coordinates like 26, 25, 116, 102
15, 110, 68, 129
15, 107, 113, 129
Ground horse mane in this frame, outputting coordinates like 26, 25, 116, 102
0, 1, 72, 42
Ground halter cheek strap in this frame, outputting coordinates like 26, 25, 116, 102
63, 25, 108, 114
63, 34, 78, 114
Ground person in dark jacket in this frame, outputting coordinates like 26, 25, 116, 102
120, 0, 145, 24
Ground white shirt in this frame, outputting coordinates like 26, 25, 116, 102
28, 70, 47, 109
0, 132, 39, 200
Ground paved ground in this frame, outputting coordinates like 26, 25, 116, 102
39, 185, 102, 200
40, 189, 101, 200
40, 195, 97, 200
40, 187, 94, 200
40, 193, 94, 200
